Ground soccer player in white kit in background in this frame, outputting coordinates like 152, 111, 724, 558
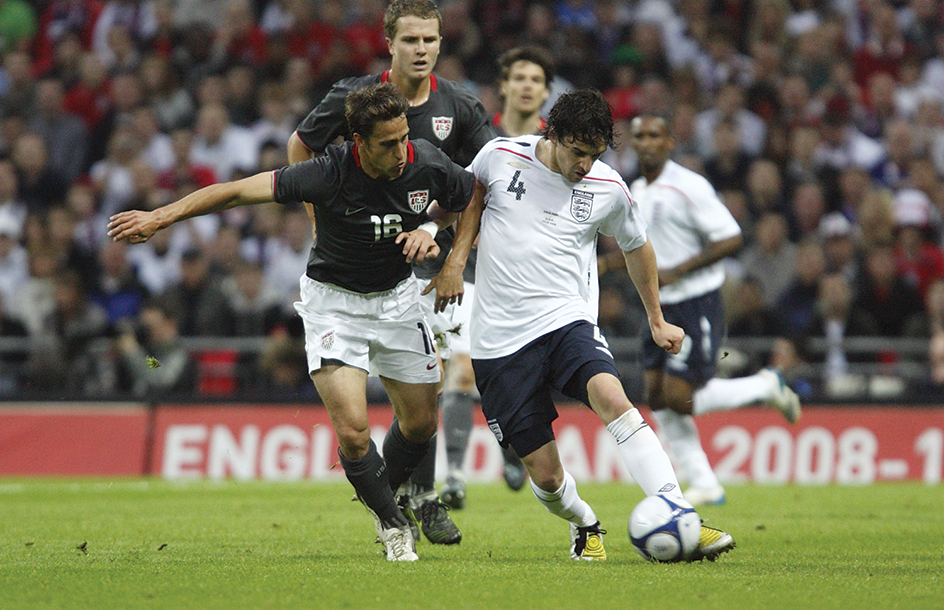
625, 114, 802, 507
426, 89, 736, 561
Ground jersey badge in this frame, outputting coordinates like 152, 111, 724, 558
320, 331, 334, 352
408, 190, 429, 213
487, 418, 503, 442
570, 189, 594, 222
432, 116, 454, 140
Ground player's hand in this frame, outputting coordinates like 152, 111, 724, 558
650, 319, 685, 354
422, 266, 464, 314
397, 227, 440, 264
107, 210, 161, 244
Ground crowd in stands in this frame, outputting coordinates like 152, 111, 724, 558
1, 0, 944, 402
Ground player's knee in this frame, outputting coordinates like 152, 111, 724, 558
335, 426, 371, 458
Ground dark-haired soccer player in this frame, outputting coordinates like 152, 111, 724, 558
286, 0, 493, 543
426, 89, 736, 562
626, 113, 800, 507
440, 45, 557, 509
109, 83, 475, 562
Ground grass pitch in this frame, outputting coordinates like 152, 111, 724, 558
1, 479, 942, 610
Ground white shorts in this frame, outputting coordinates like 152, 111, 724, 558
418, 280, 474, 360
294, 275, 441, 384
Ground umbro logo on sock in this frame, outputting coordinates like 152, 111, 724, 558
658, 483, 677, 493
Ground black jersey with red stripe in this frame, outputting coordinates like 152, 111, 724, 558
273, 139, 474, 294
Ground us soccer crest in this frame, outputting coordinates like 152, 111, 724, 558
432, 116, 453, 140
570, 189, 594, 222
320, 331, 334, 351
408, 189, 429, 213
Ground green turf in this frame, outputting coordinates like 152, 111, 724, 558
1, 479, 942, 610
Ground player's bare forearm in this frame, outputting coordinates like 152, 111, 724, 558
662, 234, 743, 286
423, 181, 485, 312
622, 239, 684, 353
443, 181, 485, 276
108, 172, 275, 243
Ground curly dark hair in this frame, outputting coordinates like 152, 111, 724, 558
384, 0, 442, 39
543, 89, 614, 148
344, 82, 410, 139
497, 46, 556, 86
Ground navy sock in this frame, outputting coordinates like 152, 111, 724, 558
338, 440, 405, 528
383, 418, 430, 493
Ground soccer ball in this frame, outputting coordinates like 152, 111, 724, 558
629, 494, 701, 562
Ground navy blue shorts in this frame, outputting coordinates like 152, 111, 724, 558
472, 320, 619, 457
642, 289, 724, 385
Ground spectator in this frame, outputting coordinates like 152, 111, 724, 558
189, 103, 258, 181
0, 290, 28, 394
855, 240, 926, 337
28, 268, 110, 393
12, 132, 68, 213
218, 259, 283, 337
89, 237, 147, 326
138, 52, 194, 131
809, 273, 880, 383
115, 297, 196, 396
89, 126, 139, 218
29, 77, 89, 183
0, 213, 27, 314
776, 237, 826, 336
703, 117, 753, 193
9, 244, 61, 336
727, 275, 781, 337
894, 188, 944, 300
0, 159, 25, 232
818, 211, 861, 289
739, 212, 797, 307
159, 248, 228, 336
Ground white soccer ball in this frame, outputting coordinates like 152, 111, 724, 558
629, 494, 701, 562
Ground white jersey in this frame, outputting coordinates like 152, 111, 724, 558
631, 160, 741, 304
469, 135, 648, 359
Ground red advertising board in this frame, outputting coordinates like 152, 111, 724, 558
149, 404, 944, 485
0, 404, 150, 476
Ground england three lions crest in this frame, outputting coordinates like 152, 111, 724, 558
432, 116, 453, 141
408, 190, 429, 213
570, 189, 594, 222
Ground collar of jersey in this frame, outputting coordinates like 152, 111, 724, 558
381, 70, 438, 91
352, 141, 416, 168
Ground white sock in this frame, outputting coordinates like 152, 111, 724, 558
607, 409, 683, 500
692, 374, 771, 415
651, 409, 720, 490
530, 470, 597, 527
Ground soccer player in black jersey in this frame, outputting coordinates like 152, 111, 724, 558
287, 0, 496, 541
109, 83, 475, 562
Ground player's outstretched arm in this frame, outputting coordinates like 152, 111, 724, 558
622, 239, 685, 354
107, 172, 276, 244
422, 180, 486, 313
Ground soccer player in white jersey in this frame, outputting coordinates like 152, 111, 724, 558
626, 114, 801, 507
425, 89, 736, 561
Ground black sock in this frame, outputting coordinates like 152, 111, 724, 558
409, 433, 437, 497
338, 440, 405, 529
383, 418, 431, 493
442, 390, 473, 472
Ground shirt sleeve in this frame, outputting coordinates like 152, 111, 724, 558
293, 80, 352, 153
600, 174, 649, 252
272, 156, 337, 204
440, 160, 476, 213
454, 91, 498, 166
688, 177, 741, 241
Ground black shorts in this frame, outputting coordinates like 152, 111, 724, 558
642, 289, 724, 385
472, 320, 619, 457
